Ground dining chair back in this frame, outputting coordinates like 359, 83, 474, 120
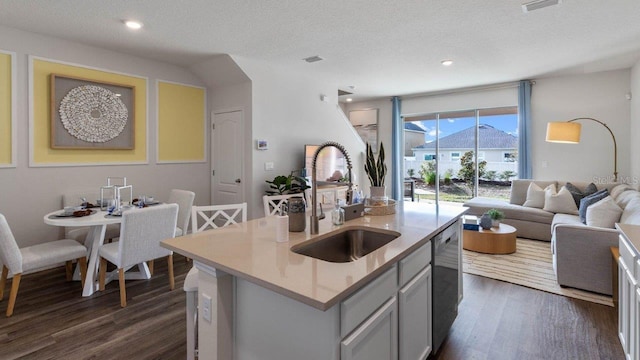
263, 194, 305, 216
168, 189, 195, 236
62, 189, 121, 244
0, 214, 87, 316
191, 203, 247, 233
185, 202, 247, 360
98, 204, 178, 307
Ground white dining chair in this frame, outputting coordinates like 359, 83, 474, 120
98, 204, 178, 307
168, 189, 195, 237
0, 214, 87, 317
185, 202, 247, 360
263, 194, 305, 216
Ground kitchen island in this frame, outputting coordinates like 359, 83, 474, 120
162, 202, 466, 360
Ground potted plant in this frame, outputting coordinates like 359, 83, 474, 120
486, 208, 505, 227
364, 142, 387, 199
265, 171, 310, 195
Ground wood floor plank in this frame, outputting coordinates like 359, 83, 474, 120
432, 273, 624, 360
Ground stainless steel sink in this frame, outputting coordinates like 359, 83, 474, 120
291, 227, 400, 263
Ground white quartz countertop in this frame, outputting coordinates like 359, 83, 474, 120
616, 223, 640, 253
162, 202, 467, 310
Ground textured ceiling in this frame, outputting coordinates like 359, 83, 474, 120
1, 0, 639, 101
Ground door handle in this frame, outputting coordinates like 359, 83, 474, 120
235, 179, 241, 183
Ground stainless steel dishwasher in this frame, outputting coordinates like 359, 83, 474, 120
431, 224, 460, 354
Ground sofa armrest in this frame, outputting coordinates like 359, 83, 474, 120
552, 224, 619, 295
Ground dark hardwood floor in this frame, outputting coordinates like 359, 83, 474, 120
433, 274, 625, 360
0, 255, 191, 360
0, 259, 625, 359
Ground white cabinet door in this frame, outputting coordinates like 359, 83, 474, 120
636, 287, 640, 360
341, 297, 398, 360
619, 256, 637, 360
399, 265, 432, 360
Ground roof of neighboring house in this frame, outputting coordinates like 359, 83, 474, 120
404, 123, 425, 132
414, 124, 517, 150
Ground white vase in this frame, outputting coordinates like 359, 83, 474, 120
370, 186, 388, 206
492, 219, 501, 227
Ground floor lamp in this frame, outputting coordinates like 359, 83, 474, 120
545, 117, 618, 182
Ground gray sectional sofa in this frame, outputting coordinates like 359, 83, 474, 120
464, 179, 640, 295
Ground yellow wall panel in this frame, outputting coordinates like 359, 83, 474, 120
157, 81, 205, 162
0, 53, 12, 165
32, 58, 147, 164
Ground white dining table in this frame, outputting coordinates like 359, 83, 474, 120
43, 208, 152, 296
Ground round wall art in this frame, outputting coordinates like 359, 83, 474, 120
58, 85, 129, 143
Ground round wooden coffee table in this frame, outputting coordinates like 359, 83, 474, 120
463, 223, 517, 254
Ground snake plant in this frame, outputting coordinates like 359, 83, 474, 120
364, 142, 386, 187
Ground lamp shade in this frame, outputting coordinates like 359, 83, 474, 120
546, 122, 581, 143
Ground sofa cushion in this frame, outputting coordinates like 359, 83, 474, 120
552, 213, 584, 232
586, 196, 622, 228
621, 197, 640, 225
522, 182, 545, 208
464, 197, 555, 224
615, 190, 640, 210
510, 179, 556, 205
610, 184, 635, 200
544, 185, 579, 215
578, 189, 609, 224
564, 182, 597, 208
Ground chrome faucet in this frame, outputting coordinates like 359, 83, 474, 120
310, 141, 353, 234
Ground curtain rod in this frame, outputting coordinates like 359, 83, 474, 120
399, 80, 534, 100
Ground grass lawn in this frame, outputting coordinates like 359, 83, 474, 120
412, 181, 511, 203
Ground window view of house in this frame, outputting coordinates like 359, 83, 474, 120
404, 107, 518, 204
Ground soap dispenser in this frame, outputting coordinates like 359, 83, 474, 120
332, 202, 345, 226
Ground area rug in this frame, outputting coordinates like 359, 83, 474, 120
463, 238, 614, 307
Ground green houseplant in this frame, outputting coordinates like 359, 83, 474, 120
364, 142, 387, 199
265, 171, 309, 195
486, 208, 505, 227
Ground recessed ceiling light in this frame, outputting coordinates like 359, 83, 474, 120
441, 59, 453, 66
346, 98, 353, 102
124, 20, 143, 30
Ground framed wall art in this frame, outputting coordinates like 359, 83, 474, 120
51, 74, 135, 149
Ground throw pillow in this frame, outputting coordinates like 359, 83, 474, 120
610, 184, 634, 200
523, 182, 545, 208
620, 197, 640, 225
578, 189, 609, 224
564, 182, 598, 208
586, 196, 622, 228
543, 185, 579, 215
615, 190, 640, 210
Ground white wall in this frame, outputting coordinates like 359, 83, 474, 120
532, 70, 631, 182
190, 55, 253, 210
0, 25, 210, 246
630, 61, 640, 183
344, 99, 393, 190
232, 56, 365, 218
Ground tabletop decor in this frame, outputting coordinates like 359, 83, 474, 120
50, 74, 135, 149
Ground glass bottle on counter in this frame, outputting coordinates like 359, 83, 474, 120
332, 202, 345, 226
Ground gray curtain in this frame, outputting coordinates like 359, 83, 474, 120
518, 80, 532, 179
391, 96, 402, 200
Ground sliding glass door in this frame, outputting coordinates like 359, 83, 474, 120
403, 107, 518, 205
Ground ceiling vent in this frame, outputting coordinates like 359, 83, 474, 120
338, 89, 353, 96
303, 55, 324, 63
522, 0, 561, 13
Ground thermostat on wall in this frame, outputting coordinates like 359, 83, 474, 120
256, 139, 268, 150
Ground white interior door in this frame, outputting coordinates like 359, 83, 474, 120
211, 110, 244, 205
